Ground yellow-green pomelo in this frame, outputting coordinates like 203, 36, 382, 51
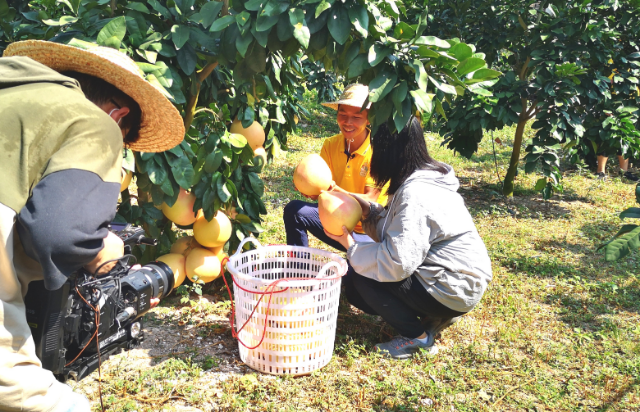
161, 189, 197, 226
185, 247, 221, 284
157, 253, 187, 288
293, 154, 332, 196
318, 191, 363, 236
193, 210, 232, 248
230, 120, 265, 150
120, 169, 133, 192
170, 236, 199, 256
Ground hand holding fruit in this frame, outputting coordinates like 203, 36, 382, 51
324, 225, 355, 250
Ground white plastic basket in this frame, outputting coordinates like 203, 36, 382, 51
225, 237, 348, 376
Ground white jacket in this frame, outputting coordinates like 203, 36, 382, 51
346, 166, 492, 312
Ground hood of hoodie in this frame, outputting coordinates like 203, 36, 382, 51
402, 164, 460, 192
0, 55, 81, 92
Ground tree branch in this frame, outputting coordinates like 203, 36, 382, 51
110, 0, 116, 17
526, 99, 539, 119
221, 0, 229, 17
183, 62, 219, 130
519, 56, 531, 81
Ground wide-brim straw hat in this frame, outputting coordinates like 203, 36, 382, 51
321, 83, 371, 111
3, 40, 184, 153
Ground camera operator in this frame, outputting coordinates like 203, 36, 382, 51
0, 41, 184, 412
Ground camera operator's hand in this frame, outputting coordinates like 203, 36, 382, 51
129, 264, 161, 309
84, 231, 124, 276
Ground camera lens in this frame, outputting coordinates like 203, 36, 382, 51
135, 262, 175, 300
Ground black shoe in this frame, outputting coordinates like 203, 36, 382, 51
420, 316, 462, 339
622, 171, 639, 181
596, 172, 606, 180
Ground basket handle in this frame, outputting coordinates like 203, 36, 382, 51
233, 236, 263, 257
316, 261, 343, 279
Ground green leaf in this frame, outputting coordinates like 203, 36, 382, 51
635, 183, 640, 204
58, 0, 80, 14
328, 6, 350, 45
393, 22, 415, 40
620, 207, 640, 220
368, 44, 390, 67
245, 0, 264, 11
210, 14, 235, 32
472, 68, 502, 80
393, 98, 412, 133
449, 42, 472, 61
97, 16, 127, 48
126, 2, 149, 13
236, 32, 253, 57
171, 156, 195, 189
435, 99, 447, 120
146, 157, 168, 185
171, 25, 190, 49
228, 133, 248, 148
348, 4, 368, 38
534, 178, 547, 191
604, 226, 640, 261
369, 71, 398, 103
457, 57, 487, 77
415, 36, 450, 49
315, 0, 331, 18
347, 54, 368, 79
192, 1, 222, 27
176, 43, 196, 75
290, 8, 310, 48
415, 46, 440, 58
217, 178, 232, 202
391, 81, 408, 113
42, 15, 78, 26
428, 76, 457, 95
204, 150, 223, 173
247, 172, 264, 196
408, 59, 428, 91
409, 89, 434, 115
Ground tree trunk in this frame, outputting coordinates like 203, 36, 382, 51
502, 113, 529, 197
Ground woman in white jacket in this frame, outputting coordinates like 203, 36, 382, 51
326, 117, 492, 359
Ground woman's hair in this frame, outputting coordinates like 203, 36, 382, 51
370, 116, 448, 195
62, 71, 141, 145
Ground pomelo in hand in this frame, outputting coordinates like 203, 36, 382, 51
230, 119, 265, 150
157, 253, 186, 288
161, 189, 197, 226
293, 154, 332, 196
193, 210, 232, 248
170, 236, 199, 256
185, 247, 221, 284
120, 169, 133, 192
318, 191, 363, 236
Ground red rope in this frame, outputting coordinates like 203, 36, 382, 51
221, 252, 344, 350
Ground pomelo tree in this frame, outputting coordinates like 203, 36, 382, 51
425, 0, 640, 198
1, 0, 498, 261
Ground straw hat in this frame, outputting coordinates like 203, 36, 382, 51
321, 83, 371, 111
3, 40, 184, 153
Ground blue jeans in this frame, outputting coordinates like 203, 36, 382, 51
283, 200, 372, 305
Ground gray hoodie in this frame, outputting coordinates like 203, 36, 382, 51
346, 165, 492, 312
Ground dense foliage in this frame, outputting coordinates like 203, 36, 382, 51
0, 0, 498, 260
426, 0, 640, 198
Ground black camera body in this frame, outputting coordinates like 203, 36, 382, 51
24, 224, 174, 382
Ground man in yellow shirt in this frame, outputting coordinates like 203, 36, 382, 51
284, 83, 386, 249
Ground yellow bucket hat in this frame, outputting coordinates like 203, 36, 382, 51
3, 40, 184, 153
321, 83, 371, 111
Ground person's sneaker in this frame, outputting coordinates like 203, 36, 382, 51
421, 316, 461, 340
596, 172, 606, 180
374, 335, 437, 359
622, 171, 639, 181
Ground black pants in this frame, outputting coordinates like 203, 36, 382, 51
345, 273, 466, 339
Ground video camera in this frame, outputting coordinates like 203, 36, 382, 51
24, 223, 175, 382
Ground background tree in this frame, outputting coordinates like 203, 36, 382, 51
425, 0, 640, 198
0, 0, 498, 261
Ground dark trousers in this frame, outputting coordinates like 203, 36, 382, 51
283, 200, 465, 338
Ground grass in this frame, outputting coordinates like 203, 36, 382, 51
73, 90, 640, 411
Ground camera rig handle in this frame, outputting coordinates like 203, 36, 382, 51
109, 223, 157, 254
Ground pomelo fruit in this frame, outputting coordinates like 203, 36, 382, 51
253, 147, 268, 170
185, 247, 221, 284
318, 191, 363, 236
207, 246, 229, 272
170, 236, 199, 256
157, 253, 187, 288
193, 210, 232, 248
293, 154, 332, 196
161, 189, 197, 226
230, 120, 265, 150
120, 169, 133, 192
